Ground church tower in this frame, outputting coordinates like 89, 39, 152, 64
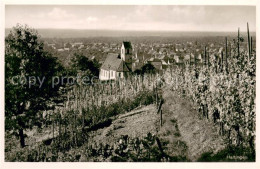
121, 41, 132, 63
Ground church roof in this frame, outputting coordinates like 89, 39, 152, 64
101, 53, 130, 72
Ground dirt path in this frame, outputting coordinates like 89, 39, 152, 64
89, 104, 160, 146
162, 89, 225, 161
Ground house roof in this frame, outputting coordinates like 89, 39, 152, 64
122, 41, 132, 49
101, 53, 129, 72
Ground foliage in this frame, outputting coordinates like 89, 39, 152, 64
6, 133, 187, 162
69, 53, 100, 77
5, 24, 63, 147
163, 33, 256, 158
84, 90, 156, 128
134, 63, 156, 75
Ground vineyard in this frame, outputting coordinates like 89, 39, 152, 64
164, 25, 256, 148
161, 24, 256, 160
5, 23, 256, 162
5, 73, 166, 161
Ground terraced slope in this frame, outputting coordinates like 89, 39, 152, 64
162, 89, 225, 161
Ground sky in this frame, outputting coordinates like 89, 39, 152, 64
5, 5, 256, 32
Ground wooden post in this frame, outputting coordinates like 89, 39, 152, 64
189, 52, 191, 67
251, 36, 253, 55
215, 55, 218, 73
238, 27, 240, 58
59, 117, 61, 143
247, 22, 251, 61
221, 51, 224, 72
207, 50, 210, 69
155, 90, 158, 106
74, 111, 77, 146
82, 107, 85, 130
157, 99, 163, 114
160, 109, 163, 127
194, 53, 197, 68
52, 117, 54, 140
155, 137, 165, 157
225, 37, 228, 73
204, 46, 207, 66
229, 42, 232, 60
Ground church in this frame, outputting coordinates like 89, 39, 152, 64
99, 41, 137, 80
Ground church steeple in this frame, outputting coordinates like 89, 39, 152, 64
121, 41, 132, 62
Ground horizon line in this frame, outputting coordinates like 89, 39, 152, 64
5, 27, 256, 33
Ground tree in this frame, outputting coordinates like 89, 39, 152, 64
5, 24, 63, 147
70, 53, 100, 77
134, 63, 156, 75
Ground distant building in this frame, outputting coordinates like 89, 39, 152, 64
147, 58, 162, 70
162, 56, 174, 69
174, 55, 180, 63
184, 54, 194, 64
72, 42, 83, 48
197, 54, 203, 63
47, 43, 56, 49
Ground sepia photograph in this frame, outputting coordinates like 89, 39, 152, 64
2, 0, 258, 166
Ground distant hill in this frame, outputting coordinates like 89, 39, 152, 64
5, 28, 255, 38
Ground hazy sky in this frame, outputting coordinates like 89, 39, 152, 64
5, 5, 256, 31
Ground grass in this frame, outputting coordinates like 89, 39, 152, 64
174, 132, 181, 137
84, 90, 157, 130
170, 118, 177, 124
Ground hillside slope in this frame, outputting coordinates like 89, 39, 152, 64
162, 88, 225, 161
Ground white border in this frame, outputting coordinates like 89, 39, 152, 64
1, 0, 258, 5
0, 0, 259, 169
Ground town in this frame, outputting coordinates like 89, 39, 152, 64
43, 34, 253, 81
